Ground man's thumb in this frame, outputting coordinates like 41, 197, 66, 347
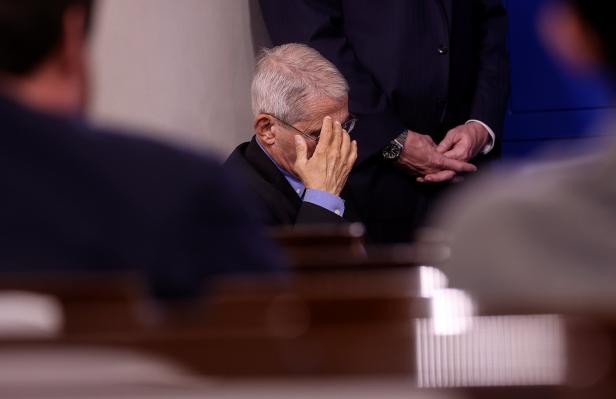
436, 135, 453, 153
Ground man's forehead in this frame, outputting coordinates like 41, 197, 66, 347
300, 96, 348, 126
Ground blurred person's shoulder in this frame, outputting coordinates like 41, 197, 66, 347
436, 142, 610, 234
66, 116, 234, 185
16, 101, 244, 220
1, 95, 225, 186
440, 135, 616, 235
85, 123, 223, 182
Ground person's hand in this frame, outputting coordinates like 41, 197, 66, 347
293, 116, 358, 196
398, 130, 477, 183
436, 122, 490, 162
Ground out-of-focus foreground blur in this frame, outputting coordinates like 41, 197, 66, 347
2, 225, 616, 398
2, 0, 616, 398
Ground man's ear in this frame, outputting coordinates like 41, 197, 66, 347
255, 114, 277, 145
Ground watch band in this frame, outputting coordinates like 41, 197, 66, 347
382, 130, 409, 160
393, 131, 408, 147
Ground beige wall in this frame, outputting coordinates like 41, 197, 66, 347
89, 0, 271, 158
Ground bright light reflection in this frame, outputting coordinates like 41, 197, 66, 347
418, 266, 448, 298
431, 288, 474, 335
0, 291, 63, 337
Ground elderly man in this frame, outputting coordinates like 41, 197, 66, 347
225, 43, 358, 225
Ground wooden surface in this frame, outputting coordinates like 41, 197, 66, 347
0, 239, 615, 398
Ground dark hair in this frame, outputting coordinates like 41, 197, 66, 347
0, 0, 94, 76
569, 0, 616, 72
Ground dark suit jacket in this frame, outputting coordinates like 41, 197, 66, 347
225, 136, 356, 226
259, 0, 509, 162
0, 96, 282, 299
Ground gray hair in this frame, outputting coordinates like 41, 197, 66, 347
251, 43, 349, 124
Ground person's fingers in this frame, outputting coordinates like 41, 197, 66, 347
347, 140, 358, 169
423, 170, 457, 183
443, 146, 468, 161
294, 135, 308, 167
339, 130, 351, 168
324, 120, 342, 177
443, 135, 472, 160
331, 120, 343, 153
436, 155, 477, 173
340, 139, 356, 174
334, 138, 357, 195
436, 131, 458, 153
314, 116, 333, 154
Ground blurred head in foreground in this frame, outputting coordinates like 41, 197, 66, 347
0, 0, 93, 114
0, 0, 281, 299
432, 0, 616, 315
540, 1, 614, 77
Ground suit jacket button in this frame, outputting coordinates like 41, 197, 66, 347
437, 46, 449, 55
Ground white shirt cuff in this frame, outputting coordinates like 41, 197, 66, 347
466, 119, 495, 155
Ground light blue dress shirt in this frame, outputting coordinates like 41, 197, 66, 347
256, 140, 345, 217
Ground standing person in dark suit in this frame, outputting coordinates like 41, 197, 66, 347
259, 0, 509, 242
225, 43, 358, 226
0, 0, 282, 299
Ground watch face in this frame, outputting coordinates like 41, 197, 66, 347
382, 143, 402, 159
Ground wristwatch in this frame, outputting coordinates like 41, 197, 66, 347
382, 131, 408, 160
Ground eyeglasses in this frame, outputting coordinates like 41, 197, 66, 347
267, 113, 358, 142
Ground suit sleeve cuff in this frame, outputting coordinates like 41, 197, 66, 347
466, 119, 496, 154
303, 189, 345, 217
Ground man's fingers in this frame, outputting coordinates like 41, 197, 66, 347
338, 140, 357, 185
436, 132, 457, 153
438, 155, 477, 173
294, 135, 308, 166
347, 140, 358, 168
323, 120, 342, 177
443, 146, 467, 161
315, 116, 333, 153
331, 120, 343, 153
339, 130, 351, 166
422, 170, 457, 183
